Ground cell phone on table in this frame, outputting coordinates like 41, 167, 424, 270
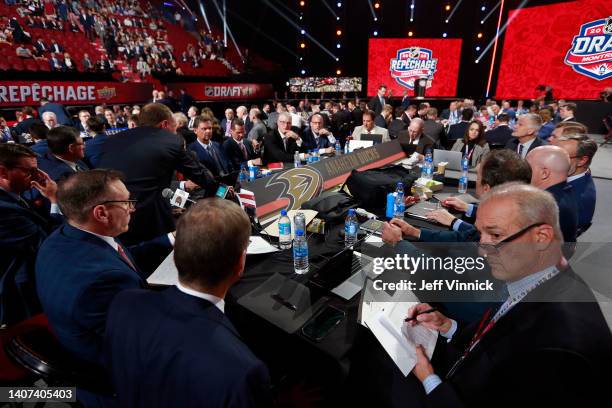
215, 184, 229, 199
301, 305, 346, 342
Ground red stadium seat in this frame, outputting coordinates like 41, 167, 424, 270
11, 61, 25, 71
24, 60, 39, 72
0, 61, 10, 71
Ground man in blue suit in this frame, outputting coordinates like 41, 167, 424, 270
0, 144, 60, 325
302, 113, 336, 152
551, 132, 598, 236
485, 113, 513, 147
37, 126, 89, 182
36, 169, 173, 407
28, 122, 49, 155
104, 198, 273, 408
84, 117, 108, 168
223, 118, 256, 172
38, 97, 72, 126
187, 116, 230, 177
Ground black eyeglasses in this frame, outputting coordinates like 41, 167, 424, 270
11, 166, 39, 177
94, 199, 138, 210
479, 222, 546, 253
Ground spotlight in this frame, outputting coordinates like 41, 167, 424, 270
299, 57, 303, 61
300, 1, 305, 6
443, 33, 447, 38
336, 69, 342, 75
480, 20, 484, 24
335, 57, 339, 61
445, 5, 451, 11
373, 30, 378, 36
300, 29, 305, 34
445, 19, 449, 23
477, 32, 483, 38
337, 2, 342, 7
408, 31, 413, 37
410, 18, 413, 22
300, 42, 306, 48
299, 16, 303, 20
410, 4, 414, 9
374, 2, 380, 9
481, 6, 486, 11
475, 60, 479, 64
301, 69, 306, 74
336, 16, 340, 20
336, 43, 341, 48
336, 29, 342, 36
476, 46, 481, 51
374, 17, 378, 21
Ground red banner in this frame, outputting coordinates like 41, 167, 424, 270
367, 38, 462, 97
166, 82, 274, 101
0, 81, 153, 107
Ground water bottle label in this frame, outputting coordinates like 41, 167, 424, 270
345, 223, 357, 235
279, 223, 291, 236
459, 176, 468, 184
293, 245, 308, 258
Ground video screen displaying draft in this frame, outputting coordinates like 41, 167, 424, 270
495, 0, 612, 100
288, 77, 362, 93
367, 38, 462, 97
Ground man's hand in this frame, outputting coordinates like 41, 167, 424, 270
184, 180, 200, 192
251, 139, 260, 150
426, 209, 456, 227
406, 303, 453, 334
31, 169, 58, 203
285, 130, 300, 140
389, 218, 421, 239
442, 196, 468, 212
319, 128, 330, 136
412, 344, 434, 382
381, 221, 403, 245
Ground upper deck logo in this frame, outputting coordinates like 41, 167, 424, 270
390, 47, 438, 90
564, 16, 612, 81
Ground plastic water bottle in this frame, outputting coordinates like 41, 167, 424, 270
458, 156, 469, 194
294, 212, 306, 235
278, 210, 292, 249
394, 182, 405, 218
422, 150, 433, 180
294, 151, 301, 168
239, 164, 248, 184
344, 208, 358, 247
307, 150, 313, 163
335, 140, 342, 155
344, 139, 350, 154
293, 230, 309, 274
248, 165, 257, 181
314, 149, 320, 162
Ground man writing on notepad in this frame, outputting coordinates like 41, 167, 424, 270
404, 183, 611, 407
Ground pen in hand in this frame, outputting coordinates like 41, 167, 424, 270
404, 307, 438, 322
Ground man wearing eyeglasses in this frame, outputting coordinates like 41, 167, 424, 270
0, 144, 59, 325
35, 169, 174, 407
263, 112, 304, 164
405, 183, 611, 407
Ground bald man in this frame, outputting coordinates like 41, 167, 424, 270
397, 118, 437, 154
526, 145, 577, 242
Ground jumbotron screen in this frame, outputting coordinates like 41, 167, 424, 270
367, 38, 462, 97
288, 77, 362, 93
496, 0, 612, 100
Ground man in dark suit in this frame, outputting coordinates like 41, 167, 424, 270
104, 199, 273, 407
397, 118, 437, 154
301, 113, 336, 151
347, 100, 362, 131
526, 145, 577, 243
447, 109, 474, 148
222, 118, 256, 173
220, 108, 235, 137
84, 117, 108, 168
33, 37, 47, 55
97, 103, 217, 245
485, 112, 513, 147
406, 183, 611, 407
263, 112, 304, 164
388, 106, 408, 140
49, 40, 64, 54
38, 98, 72, 126
36, 169, 173, 407
11, 107, 43, 143
505, 113, 547, 159
423, 107, 446, 147
401, 104, 417, 126
0, 144, 59, 325
188, 116, 230, 177
551, 132, 597, 235
367, 84, 387, 116
559, 102, 577, 123
37, 126, 89, 182
28, 123, 49, 155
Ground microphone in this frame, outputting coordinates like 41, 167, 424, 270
162, 188, 197, 208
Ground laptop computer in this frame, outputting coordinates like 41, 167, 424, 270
360, 134, 384, 144
433, 149, 463, 171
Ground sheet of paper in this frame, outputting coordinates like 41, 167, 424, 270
147, 250, 178, 286
247, 236, 279, 255
263, 209, 318, 238
362, 301, 438, 376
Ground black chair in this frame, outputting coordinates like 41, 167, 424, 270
5, 315, 113, 396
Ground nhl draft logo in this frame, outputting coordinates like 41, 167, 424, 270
564, 16, 612, 80
389, 47, 438, 90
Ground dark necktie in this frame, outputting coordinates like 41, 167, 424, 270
239, 142, 248, 160
208, 145, 224, 174
518, 144, 524, 158
117, 243, 137, 271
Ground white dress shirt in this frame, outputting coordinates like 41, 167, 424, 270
176, 281, 225, 313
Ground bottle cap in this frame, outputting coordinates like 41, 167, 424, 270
296, 230, 304, 236
348, 208, 355, 215
281, 210, 287, 216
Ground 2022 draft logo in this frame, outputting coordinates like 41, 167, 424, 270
564, 16, 612, 81
389, 47, 438, 90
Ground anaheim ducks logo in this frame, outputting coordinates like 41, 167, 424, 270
265, 167, 323, 211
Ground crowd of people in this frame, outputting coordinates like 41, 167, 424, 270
0, 81, 609, 406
